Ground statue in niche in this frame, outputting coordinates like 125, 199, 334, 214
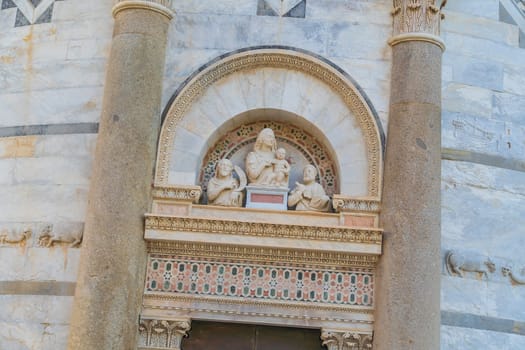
288, 165, 330, 212
207, 159, 246, 207
245, 128, 280, 186
270, 147, 290, 188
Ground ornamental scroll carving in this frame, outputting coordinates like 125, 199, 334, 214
321, 330, 373, 350
392, 0, 447, 36
138, 318, 191, 350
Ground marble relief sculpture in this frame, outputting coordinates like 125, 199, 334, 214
206, 128, 331, 210
245, 128, 280, 186
270, 147, 290, 188
288, 165, 330, 212
207, 159, 245, 207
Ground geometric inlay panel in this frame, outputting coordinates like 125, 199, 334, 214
1, 0, 64, 27
146, 256, 374, 306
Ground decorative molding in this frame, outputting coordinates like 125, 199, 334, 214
332, 196, 380, 213
146, 256, 374, 306
37, 223, 83, 248
147, 241, 378, 268
138, 318, 191, 350
0, 227, 31, 246
143, 293, 374, 321
157, 50, 382, 198
113, 0, 174, 19
321, 330, 373, 350
145, 215, 382, 245
152, 185, 202, 203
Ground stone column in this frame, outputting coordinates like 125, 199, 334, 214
373, 1, 446, 349
67, 1, 173, 349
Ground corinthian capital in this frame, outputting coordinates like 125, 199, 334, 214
390, 0, 446, 49
321, 330, 373, 350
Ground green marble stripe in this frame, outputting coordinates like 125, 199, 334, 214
0, 123, 99, 138
0, 281, 76, 296
442, 311, 525, 336
442, 148, 525, 173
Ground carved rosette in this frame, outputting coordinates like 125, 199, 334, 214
138, 318, 191, 349
321, 330, 373, 350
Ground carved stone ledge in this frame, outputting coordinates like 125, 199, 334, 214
321, 330, 373, 350
332, 196, 380, 214
145, 215, 382, 245
152, 186, 202, 203
138, 318, 191, 350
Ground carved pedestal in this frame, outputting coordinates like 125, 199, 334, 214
245, 186, 289, 210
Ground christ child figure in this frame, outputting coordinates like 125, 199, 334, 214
271, 148, 290, 188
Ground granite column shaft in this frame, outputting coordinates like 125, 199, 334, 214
68, 2, 173, 349
374, 2, 445, 348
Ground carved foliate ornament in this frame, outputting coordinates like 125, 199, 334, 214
321, 330, 373, 350
138, 318, 191, 349
392, 0, 446, 36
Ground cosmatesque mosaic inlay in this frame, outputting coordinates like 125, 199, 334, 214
146, 256, 374, 306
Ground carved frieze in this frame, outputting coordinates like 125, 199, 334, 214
37, 223, 84, 248
138, 318, 191, 350
147, 241, 378, 268
444, 250, 525, 286
321, 330, 373, 350
145, 215, 382, 245
392, 0, 447, 37
332, 196, 381, 213
0, 227, 31, 246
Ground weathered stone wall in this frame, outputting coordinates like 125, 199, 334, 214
0, 0, 524, 349
0, 1, 112, 348
441, 0, 525, 348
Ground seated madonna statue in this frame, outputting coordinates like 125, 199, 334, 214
207, 159, 243, 207
245, 128, 279, 186
288, 165, 330, 212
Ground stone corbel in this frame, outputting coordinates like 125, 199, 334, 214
321, 330, 373, 350
138, 318, 191, 350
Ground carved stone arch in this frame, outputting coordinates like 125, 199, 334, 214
156, 46, 384, 199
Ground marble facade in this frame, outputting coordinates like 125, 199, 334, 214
0, 0, 525, 349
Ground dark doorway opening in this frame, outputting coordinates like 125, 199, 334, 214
182, 321, 324, 350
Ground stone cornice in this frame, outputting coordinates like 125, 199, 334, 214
145, 215, 383, 245
113, 0, 174, 19
143, 293, 374, 321
146, 241, 379, 268
390, 0, 446, 50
